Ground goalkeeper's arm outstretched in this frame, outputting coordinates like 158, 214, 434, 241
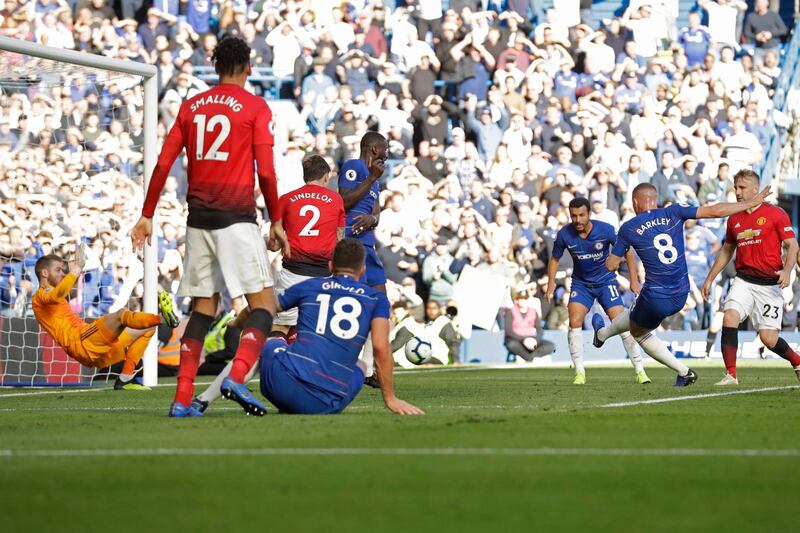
31, 247, 179, 390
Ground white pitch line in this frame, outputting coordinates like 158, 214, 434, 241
0, 387, 110, 399
601, 385, 800, 408
0, 447, 798, 458
0, 406, 242, 413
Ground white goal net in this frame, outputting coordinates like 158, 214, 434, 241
0, 37, 159, 386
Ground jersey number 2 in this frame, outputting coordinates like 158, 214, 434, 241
299, 205, 320, 237
315, 294, 362, 340
193, 114, 230, 161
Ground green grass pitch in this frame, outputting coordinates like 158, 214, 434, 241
1, 364, 799, 533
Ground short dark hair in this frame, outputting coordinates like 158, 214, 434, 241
568, 197, 591, 212
360, 131, 386, 155
332, 239, 366, 272
632, 182, 657, 196
302, 155, 330, 183
718, 162, 730, 170
34, 254, 64, 282
733, 168, 760, 184
212, 36, 251, 77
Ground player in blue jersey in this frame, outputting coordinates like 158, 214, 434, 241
592, 183, 770, 386
338, 131, 389, 388
258, 239, 425, 415
546, 198, 650, 385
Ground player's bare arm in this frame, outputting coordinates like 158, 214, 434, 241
695, 186, 771, 219
268, 219, 291, 258
777, 237, 799, 288
702, 241, 736, 300
353, 200, 382, 236
545, 256, 560, 304
371, 317, 425, 415
606, 253, 623, 273
624, 249, 640, 295
339, 160, 383, 211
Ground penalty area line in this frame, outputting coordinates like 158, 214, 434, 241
601, 384, 800, 408
0, 447, 798, 459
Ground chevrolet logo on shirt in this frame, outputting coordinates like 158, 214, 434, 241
736, 229, 762, 240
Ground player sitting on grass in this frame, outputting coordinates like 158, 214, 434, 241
701, 169, 800, 385
593, 182, 770, 386
259, 238, 424, 415
32, 246, 179, 390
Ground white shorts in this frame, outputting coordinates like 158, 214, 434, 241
273, 268, 312, 326
177, 223, 272, 299
723, 277, 783, 330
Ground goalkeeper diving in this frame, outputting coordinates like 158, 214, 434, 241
31, 245, 179, 390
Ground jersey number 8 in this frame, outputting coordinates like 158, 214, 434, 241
653, 233, 678, 265
315, 294, 362, 340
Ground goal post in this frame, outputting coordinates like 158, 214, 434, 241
0, 36, 160, 387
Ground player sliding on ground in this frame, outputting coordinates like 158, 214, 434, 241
701, 169, 800, 385
260, 239, 424, 415
593, 182, 771, 386
546, 197, 649, 385
131, 36, 282, 417
32, 246, 178, 390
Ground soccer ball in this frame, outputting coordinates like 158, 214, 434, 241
404, 336, 433, 365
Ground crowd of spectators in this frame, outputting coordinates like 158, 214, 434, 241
1, 0, 799, 345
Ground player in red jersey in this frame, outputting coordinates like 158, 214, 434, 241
130, 36, 282, 417
702, 169, 800, 385
189, 155, 346, 413
271, 155, 346, 331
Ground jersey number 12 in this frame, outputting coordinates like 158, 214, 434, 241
193, 114, 230, 161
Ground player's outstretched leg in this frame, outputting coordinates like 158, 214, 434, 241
592, 310, 630, 348
114, 329, 155, 391
195, 358, 260, 413
223, 306, 272, 416
760, 332, 800, 383
158, 290, 180, 328
607, 304, 650, 384
630, 326, 697, 386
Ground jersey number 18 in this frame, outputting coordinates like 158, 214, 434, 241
315, 294, 362, 340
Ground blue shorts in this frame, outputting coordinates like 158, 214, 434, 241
258, 338, 364, 414
569, 280, 624, 311
629, 290, 688, 330
363, 245, 386, 287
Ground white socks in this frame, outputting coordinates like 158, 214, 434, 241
360, 333, 375, 375
620, 331, 644, 373
634, 331, 689, 376
197, 359, 260, 404
568, 328, 584, 373
598, 310, 629, 342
